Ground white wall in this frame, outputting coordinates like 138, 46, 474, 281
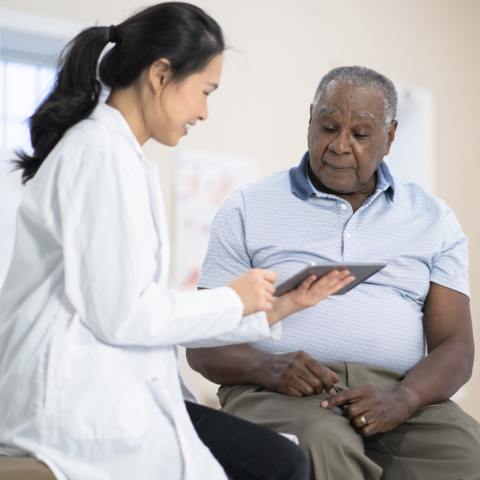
1, 0, 479, 416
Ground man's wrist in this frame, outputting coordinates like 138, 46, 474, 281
250, 352, 272, 387
393, 384, 422, 416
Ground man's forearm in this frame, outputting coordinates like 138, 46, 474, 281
395, 283, 474, 415
395, 336, 473, 414
186, 344, 270, 386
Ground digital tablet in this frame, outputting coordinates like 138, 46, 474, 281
273, 262, 387, 297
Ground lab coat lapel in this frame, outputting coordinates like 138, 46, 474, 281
90, 103, 171, 287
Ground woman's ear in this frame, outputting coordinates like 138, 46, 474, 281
148, 58, 172, 94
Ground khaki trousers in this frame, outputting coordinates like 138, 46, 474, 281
218, 362, 480, 480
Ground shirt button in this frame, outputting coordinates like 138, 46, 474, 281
341, 204, 347, 210
346, 233, 352, 239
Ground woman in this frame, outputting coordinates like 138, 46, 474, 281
0, 3, 353, 480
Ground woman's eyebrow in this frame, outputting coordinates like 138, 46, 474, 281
206, 82, 218, 90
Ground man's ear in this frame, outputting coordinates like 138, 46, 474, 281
384, 120, 398, 156
309, 103, 314, 125
148, 58, 172, 94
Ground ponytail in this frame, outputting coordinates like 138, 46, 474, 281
15, 2, 225, 183
15, 27, 110, 183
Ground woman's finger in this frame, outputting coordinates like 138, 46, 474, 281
260, 269, 279, 284
296, 274, 319, 293
263, 280, 276, 295
326, 274, 355, 295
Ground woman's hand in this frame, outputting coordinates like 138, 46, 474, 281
266, 270, 354, 325
228, 269, 278, 316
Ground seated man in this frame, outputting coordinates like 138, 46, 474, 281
187, 66, 480, 480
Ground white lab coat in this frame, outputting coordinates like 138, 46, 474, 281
0, 103, 280, 480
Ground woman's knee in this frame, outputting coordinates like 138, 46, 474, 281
270, 436, 309, 480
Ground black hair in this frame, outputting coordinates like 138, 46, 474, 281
15, 2, 225, 183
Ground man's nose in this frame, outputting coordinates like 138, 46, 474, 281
328, 129, 352, 155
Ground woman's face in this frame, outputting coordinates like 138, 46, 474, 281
147, 54, 223, 147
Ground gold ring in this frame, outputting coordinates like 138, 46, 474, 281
359, 415, 367, 426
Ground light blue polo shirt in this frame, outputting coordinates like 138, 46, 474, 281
198, 152, 469, 373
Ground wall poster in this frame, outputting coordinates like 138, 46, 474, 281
172, 149, 258, 290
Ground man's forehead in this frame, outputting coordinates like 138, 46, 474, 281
318, 81, 385, 116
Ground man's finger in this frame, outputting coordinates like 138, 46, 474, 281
306, 360, 337, 395
287, 377, 316, 396
296, 364, 324, 393
344, 400, 370, 421
320, 387, 366, 408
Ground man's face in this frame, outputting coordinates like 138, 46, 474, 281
307, 81, 397, 195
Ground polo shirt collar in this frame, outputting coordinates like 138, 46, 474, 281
289, 151, 395, 202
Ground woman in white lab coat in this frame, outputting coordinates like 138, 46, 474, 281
0, 3, 353, 480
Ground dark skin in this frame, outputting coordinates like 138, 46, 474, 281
187, 82, 474, 437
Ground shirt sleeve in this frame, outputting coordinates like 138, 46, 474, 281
430, 203, 470, 298
57, 152, 274, 347
198, 190, 252, 288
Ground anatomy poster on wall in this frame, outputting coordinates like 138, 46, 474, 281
172, 149, 258, 290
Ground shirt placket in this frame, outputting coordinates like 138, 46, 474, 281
339, 189, 385, 261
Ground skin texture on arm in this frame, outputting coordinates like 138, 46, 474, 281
186, 343, 341, 397
321, 282, 474, 437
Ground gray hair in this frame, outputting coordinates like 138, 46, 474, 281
312, 66, 398, 126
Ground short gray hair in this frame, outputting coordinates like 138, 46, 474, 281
312, 66, 398, 126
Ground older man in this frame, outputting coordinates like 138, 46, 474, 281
187, 66, 480, 480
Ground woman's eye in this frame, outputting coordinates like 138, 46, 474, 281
203, 92, 210, 97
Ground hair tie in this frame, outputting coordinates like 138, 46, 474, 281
108, 25, 116, 43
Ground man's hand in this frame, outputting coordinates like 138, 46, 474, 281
260, 350, 340, 397
266, 270, 354, 325
320, 385, 415, 437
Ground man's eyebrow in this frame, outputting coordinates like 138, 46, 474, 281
318, 105, 339, 116
351, 112, 376, 122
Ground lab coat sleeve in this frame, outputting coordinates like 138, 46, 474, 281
180, 312, 281, 348
57, 151, 275, 347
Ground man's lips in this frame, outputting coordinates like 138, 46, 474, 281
323, 162, 353, 171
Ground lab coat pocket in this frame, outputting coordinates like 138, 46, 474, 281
59, 345, 150, 440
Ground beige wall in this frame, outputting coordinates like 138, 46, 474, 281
2, 0, 479, 417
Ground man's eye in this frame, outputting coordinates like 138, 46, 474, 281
354, 133, 368, 138
322, 126, 336, 132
